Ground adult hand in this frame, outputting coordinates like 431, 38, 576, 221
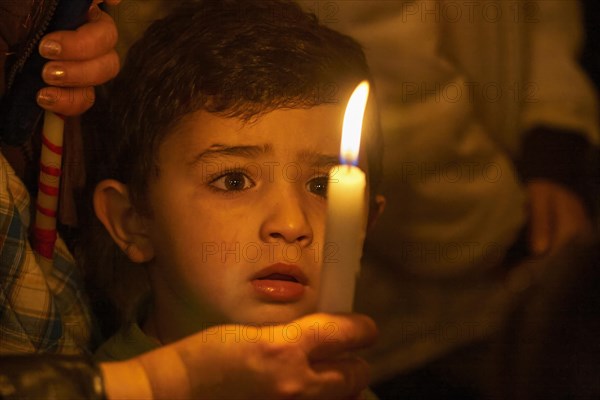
36, 0, 121, 116
101, 313, 378, 400
527, 179, 592, 256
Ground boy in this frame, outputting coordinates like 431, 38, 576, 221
85, 0, 384, 359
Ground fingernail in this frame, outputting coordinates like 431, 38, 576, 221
40, 40, 61, 57
37, 89, 59, 105
44, 65, 66, 82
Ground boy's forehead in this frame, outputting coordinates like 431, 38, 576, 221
155, 103, 374, 177
172, 105, 347, 151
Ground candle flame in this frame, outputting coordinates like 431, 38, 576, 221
341, 81, 370, 165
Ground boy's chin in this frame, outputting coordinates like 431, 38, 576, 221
233, 303, 316, 326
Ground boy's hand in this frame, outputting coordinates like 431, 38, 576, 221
102, 313, 377, 399
37, 0, 121, 116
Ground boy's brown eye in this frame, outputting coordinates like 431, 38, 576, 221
224, 172, 246, 190
210, 171, 254, 192
307, 176, 328, 198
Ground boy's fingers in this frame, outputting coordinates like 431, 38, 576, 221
42, 50, 120, 87
311, 356, 371, 399
297, 313, 378, 361
39, 9, 118, 61
37, 86, 96, 116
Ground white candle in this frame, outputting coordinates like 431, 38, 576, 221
318, 81, 369, 313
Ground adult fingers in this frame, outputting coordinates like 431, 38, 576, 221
296, 313, 378, 361
527, 182, 553, 256
551, 189, 592, 248
93, 0, 123, 5
37, 86, 95, 116
39, 7, 118, 61
42, 50, 120, 87
309, 356, 371, 400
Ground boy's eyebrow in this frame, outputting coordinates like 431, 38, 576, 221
297, 150, 339, 168
189, 144, 272, 164
189, 145, 338, 167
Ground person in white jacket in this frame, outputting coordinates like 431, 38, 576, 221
319, 0, 598, 389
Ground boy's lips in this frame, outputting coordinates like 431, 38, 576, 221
251, 263, 308, 302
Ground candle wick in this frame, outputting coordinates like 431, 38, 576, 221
340, 154, 358, 167
341, 159, 357, 169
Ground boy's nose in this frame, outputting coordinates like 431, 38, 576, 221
259, 194, 313, 246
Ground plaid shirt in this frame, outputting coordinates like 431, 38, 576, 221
0, 153, 91, 354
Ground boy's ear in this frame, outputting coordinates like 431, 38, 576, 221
367, 194, 386, 231
93, 180, 155, 263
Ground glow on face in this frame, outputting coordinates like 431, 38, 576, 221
141, 105, 359, 341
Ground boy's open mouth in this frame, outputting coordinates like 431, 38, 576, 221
252, 264, 308, 285
251, 264, 308, 301
258, 273, 298, 282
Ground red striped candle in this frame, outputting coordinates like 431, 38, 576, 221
34, 111, 64, 270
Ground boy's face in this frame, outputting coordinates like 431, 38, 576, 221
138, 104, 371, 338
